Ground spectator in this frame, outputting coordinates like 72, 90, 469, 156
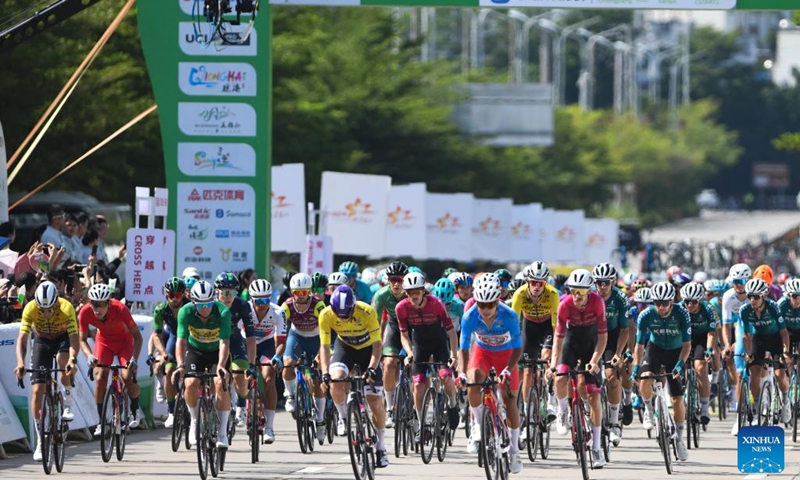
0, 221, 15, 249
40, 204, 66, 248
78, 228, 99, 264
94, 215, 110, 263
60, 213, 81, 264
15, 271, 37, 307
238, 268, 257, 300
74, 211, 90, 242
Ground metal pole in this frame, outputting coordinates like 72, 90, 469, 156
420, 7, 429, 62
669, 59, 679, 129
555, 17, 600, 106
470, 10, 478, 71
682, 24, 691, 105
429, 8, 437, 62
461, 10, 470, 75
614, 46, 624, 114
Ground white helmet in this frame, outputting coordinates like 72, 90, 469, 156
35, 281, 59, 309
473, 274, 502, 302
651, 282, 676, 301
289, 273, 313, 290
745, 278, 769, 296
566, 269, 594, 289
361, 267, 377, 286
592, 263, 617, 281
525, 261, 549, 281
680, 282, 705, 301
633, 287, 652, 304
729, 263, 752, 281
447, 272, 460, 284
693, 271, 709, 284
403, 272, 426, 290
424, 282, 434, 294
190, 280, 215, 302
88, 283, 112, 302
785, 278, 800, 295
623, 271, 638, 286
328, 272, 348, 287
249, 279, 273, 298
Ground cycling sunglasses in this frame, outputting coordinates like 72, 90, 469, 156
292, 289, 311, 296
253, 297, 270, 306
166, 292, 184, 300
194, 301, 215, 310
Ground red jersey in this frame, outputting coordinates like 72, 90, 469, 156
555, 292, 607, 338
79, 299, 137, 345
396, 296, 453, 334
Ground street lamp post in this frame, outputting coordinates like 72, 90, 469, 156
555, 17, 599, 106
506, 9, 560, 84
584, 24, 631, 111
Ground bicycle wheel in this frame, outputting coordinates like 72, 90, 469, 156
436, 392, 449, 462
572, 402, 589, 480
792, 373, 799, 443
347, 400, 367, 480
600, 385, 611, 462
196, 400, 210, 480
525, 386, 540, 462
53, 393, 66, 473
116, 390, 129, 461
656, 399, 673, 474
248, 386, 261, 463
686, 377, 697, 450
481, 407, 502, 480
296, 381, 310, 454
209, 403, 220, 479
325, 396, 336, 444
100, 386, 116, 463
40, 393, 54, 475
420, 388, 437, 464
363, 414, 377, 480
719, 368, 728, 421
758, 383, 773, 427
737, 378, 750, 431
393, 397, 404, 458
172, 394, 186, 452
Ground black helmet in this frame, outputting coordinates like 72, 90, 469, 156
385, 261, 408, 277
311, 272, 328, 290
283, 270, 298, 288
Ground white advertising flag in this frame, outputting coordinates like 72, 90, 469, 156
271, 164, 307, 253
584, 218, 620, 266
176, 182, 256, 281
552, 210, 585, 265
301, 235, 334, 275
471, 198, 513, 262
511, 203, 542, 262
320, 172, 391, 257
125, 228, 176, 303
426, 193, 474, 262
385, 183, 427, 258
539, 208, 556, 263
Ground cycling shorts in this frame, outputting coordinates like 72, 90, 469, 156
641, 343, 684, 397
468, 344, 519, 392
285, 330, 320, 367
523, 321, 553, 362
30, 332, 70, 385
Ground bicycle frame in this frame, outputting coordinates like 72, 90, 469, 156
19, 366, 69, 475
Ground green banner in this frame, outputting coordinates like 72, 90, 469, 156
137, 1, 271, 280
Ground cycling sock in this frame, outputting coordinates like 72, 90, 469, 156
62, 387, 73, 405
384, 389, 395, 409
549, 392, 557, 405
416, 408, 423, 427
470, 405, 484, 433
558, 397, 568, 413
237, 396, 246, 408
642, 395, 653, 413
217, 410, 229, 436
592, 426, 601, 450
623, 388, 632, 405
335, 401, 347, 419
265, 409, 276, 429
284, 378, 297, 397
711, 371, 719, 384
97, 403, 103, 418
315, 397, 326, 422
781, 390, 789, 404
700, 397, 710, 415
189, 404, 199, 422
130, 396, 139, 415
509, 428, 519, 454
609, 403, 620, 425
167, 399, 175, 414
676, 421, 685, 438
376, 428, 386, 450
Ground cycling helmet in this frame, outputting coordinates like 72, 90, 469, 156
494, 269, 513, 286
508, 278, 525, 292
328, 272, 349, 287
424, 282, 434, 294
453, 272, 473, 287
680, 282, 705, 301
214, 272, 239, 289
447, 272, 461, 284
671, 273, 692, 287
778, 273, 790, 286
525, 261, 549, 281
361, 268, 377, 286
592, 263, 618, 281
704, 279, 726, 293
311, 272, 328, 290
443, 267, 458, 278
693, 271, 709, 284
330, 285, 356, 318
753, 265, 775, 285
566, 269, 593, 289
376, 269, 387, 285
385, 261, 409, 277
666, 266, 682, 281
633, 287, 652, 304
184, 276, 198, 289
35, 281, 59, 308
249, 279, 273, 298
650, 282, 676, 301
88, 283, 112, 302
745, 278, 769, 296
191, 280, 215, 302
408, 266, 424, 278
631, 277, 651, 290
473, 275, 502, 302
403, 272, 426, 290
784, 277, 800, 295
165, 277, 186, 294
338, 261, 359, 279
623, 271, 638, 287
182, 267, 201, 279
432, 278, 456, 304
729, 263, 752, 281
290, 273, 313, 290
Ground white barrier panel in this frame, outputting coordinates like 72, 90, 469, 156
320, 171, 391, 257
511, 203, 542, 262
552, 210, 585, 265
385, 183, 427, 258
425, 193, 474, 262
539, 208, 556, 263
584, 218, 620, 266
126, 229, 176, 303
0, 376, 25, 444
471, 198, 513, 262
301, 235, 334, 275
271, 163, 307, 253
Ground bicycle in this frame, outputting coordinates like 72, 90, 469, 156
171, 377, 192, 452
639, 370, 678, 475
466, 367, 510, 480
755, 354, 786, 428
18, 367, 72, 475
89, 364, 134, 463
519, 356, 551, 462
788, 347, 800, 443
292, 352, 321, 454
716, 354, 730, 421
555, 369, 593, 480
324, 384, 337, 444
683, 366, 701, 449
187, 369, 226, 480
388, 355, 415, 458
733, 354, 755, 433
416, 361, 452, 464
330, 364, 377, 480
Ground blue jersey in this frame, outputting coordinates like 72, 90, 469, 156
739, 299, 785, 336
459, 303, 522, 352
370, 283, 382, 295
230, 296, 256, 338
681, 300, 717, 336
777, 296, 800, 332
709, 296, 722, 323
636, 304, 691, 350
448, 298, 465, 330
354, 279, 374, 304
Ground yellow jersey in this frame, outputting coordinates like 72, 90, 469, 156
21, 298, 78, 339
319, 301, 381, 350
511, 284, 559, 327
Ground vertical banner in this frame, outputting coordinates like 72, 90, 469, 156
426, 193, 474, 262
125, 228, 176, 302
301, 235, 334, 275
552, 210, 585, 265
271, 164, 307, 253
0, 122, 7, 222
539, 208, 556, 263
471, 198, 513, 262
137, 3, 271, 278
385, 183, 427, 258
583, 218, 620, 266
511, 203, 542, 262
320, 172, 391, 257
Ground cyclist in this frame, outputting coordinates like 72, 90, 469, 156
339, 261, 374, 303
631, 281, 690, 462
326, 272, 348, 293
319, 285, 389, 468
495, 268, 514, 302
14, 281, 80, 461
214, 272, 257, 428
174, 280, 232, 449
396, 272, 459, 440
592, 262, 630, 445
740, 278, 792, 425
372, 260, 408, 428
432, 277, 462, 331
680, 282, 717, 425
151, 277, 189, 428
753, 265, 783, 301
453, 272, 473, 303
277, 270, 297, 306
248, 279, 287, 444
311, 272, 330, 306
459, 273, 523, 474
79, 283, 144, 433
629, 286, 652, 410
778, 276, 800, 350
722, 263, 751, 434
281, 273, 327, 441
552, 269, 607, 469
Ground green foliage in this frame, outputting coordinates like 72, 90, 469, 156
773, 132, 800, 152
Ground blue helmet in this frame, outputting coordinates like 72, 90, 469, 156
184, 276, 198, 289
330, 285, 356, 318
338, 261, 359, 279
432, 278, 455, 304
214, 272, 239, 289
453, 272, 473, 287
408, 266, 424, 278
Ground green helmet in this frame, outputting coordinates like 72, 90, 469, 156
165, 277, 186, 294
311, 272, 328, 291
442, 267, 458, 278
214, 272, 239, 289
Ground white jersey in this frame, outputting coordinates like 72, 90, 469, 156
721, 288, 747, 326
249, 302, 286, 344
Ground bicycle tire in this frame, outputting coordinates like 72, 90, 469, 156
657, 397, 673, 474
115, 389, 129, 461
296, 380, 310, 454
481, 406, 502, 480
100, 385, 116, 463
539, 419, 551, 460
686, 375, 697, 450
208, 399, 220, 479
53, 393, 66, 473
525, 386, 540, 462
363, 412, 377, 480
40, 392, 54, 475
248, 386, 260, 463
572, 401, 589, 480
347, 400, 367, 480
196, 399, 210, 480
737, 377, 751, 431
420, 388, 437, 464
172, 394, 186, 452
791, 372, 799, 443
600, 385, 611, 462
435, 391, 449, 462
758, 383, 773, 427
326, 396, 336, 444
718, 369, 728, 421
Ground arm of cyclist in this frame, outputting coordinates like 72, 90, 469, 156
587, 332, 607, 375
78, 310, 97, 366
14, 329, 28, 378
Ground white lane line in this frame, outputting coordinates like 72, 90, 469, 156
339, 455, 351, 460
294, 467, 325, 474
744, 475, 766, 480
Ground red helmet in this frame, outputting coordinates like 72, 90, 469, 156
778, 272, 790, 286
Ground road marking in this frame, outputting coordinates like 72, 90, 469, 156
294, 467, 325, 474
340, 455, 351, 460
744, 475, 766, 480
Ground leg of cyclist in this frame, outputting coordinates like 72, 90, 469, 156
382, 324, 402, 429
498, 355, 522, 474
213, 361, 231, 449
465, 366, 486, 454
585, 377, 604, 468
118, 343, 142, 429
363, 361, 388, 468
91, 341, 113, 436
670, 374, 688, 461
163, 331, 178, 428
282, 331, 299, 413
258, 340, 278, 443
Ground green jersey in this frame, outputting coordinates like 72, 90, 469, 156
636, 304, 691, 350
371, 285, 405, 325
602, 286, 630, 331
153, 298, 189, 334
177, 301, 232, 351
777, 296, 800, 332
739, 299, 785, 337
